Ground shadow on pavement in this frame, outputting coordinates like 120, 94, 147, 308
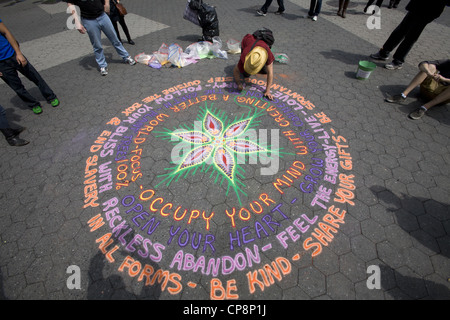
380, 265, 450, 299
370, 185, 450, 259
87, 250, 162, 300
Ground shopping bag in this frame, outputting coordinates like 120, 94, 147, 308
183, 0, 200, 26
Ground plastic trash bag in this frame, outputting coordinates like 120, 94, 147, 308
226, 38, 241, 54
153, 43, 169, 64
191, 41, 212, 59
211, 36, 227, 59
198, 2, 219, 42
168, 43, 188, 68
135, 53, 153, 65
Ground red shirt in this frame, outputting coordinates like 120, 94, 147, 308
238, 34, 275, 74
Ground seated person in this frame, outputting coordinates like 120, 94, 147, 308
385, 59, 450, 119
233, 31, 275, 100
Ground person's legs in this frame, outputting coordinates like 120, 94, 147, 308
276, 0, 285, 13
403, 67, 434, 96
98, 12, 130, 61
119, 17, 132, 42
0, 58, 42, 111
423, 87, 450, 109
309, 0, 322, 16
374, 12, 413, 59
260, 0, 273, 13
0, 105, 9, 129
385, 66, 432, 103
409, 87, 450, 119
340, 0, 349, 18
17, 59, 57, 103
82, 16, 108, 69
0, 104, 29, 146
391, 16, 429, 65
112, 19, 122, 42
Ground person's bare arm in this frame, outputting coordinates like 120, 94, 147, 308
264, 63, 274, 100
104, 0, 111, 14
67, 2, 86, 34
0, 22, 27, 66
419, 61, 450, 84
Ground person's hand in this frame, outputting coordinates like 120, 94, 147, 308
432, 73, 444, 83
16, 53, 27, 67
264, 90, 273, 100
76, 22, 86, 34
104, 3, 111, 14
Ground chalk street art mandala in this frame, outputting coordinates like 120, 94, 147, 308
155, 106, 284, 206
82, 77, 356, 299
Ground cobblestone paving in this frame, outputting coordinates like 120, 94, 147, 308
0, 0, 449, 301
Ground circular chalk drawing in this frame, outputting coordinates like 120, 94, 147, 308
82, 77, 355, 299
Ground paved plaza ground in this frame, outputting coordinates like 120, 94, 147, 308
0, 0, 449, 305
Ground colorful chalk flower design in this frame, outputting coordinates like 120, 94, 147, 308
156, 105, 275, 205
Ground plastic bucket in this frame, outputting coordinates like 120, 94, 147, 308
356, 60, 376, 80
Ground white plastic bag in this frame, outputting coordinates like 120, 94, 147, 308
135, 53, 153, 65
153, 43, 169, 64
226, 38, 241, 54
195, 41, 212, 59
168, 43, 187, 68
211, 36, 228, 59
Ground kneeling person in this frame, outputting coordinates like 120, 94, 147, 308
233, 30, 275, 100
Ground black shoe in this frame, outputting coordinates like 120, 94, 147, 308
128, 40, 135, 45
1, 128, 29, 146
6, 135, 29, 146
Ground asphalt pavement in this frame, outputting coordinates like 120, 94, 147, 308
0, 0, 449, 303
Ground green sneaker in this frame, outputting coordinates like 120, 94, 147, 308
32, 106, 43, 114
50, 98, 60, 107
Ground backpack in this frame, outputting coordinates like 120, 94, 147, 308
252, 28, 274, 48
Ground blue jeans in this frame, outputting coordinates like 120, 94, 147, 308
309, 0, 322, 16
82, 12, 130, 69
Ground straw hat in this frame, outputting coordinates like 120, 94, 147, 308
244, 46, 268, 75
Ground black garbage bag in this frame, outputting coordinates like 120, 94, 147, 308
189, 0, 202, 11
198, 2, 219, 41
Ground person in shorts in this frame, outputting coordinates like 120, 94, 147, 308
385, 59, 450, 119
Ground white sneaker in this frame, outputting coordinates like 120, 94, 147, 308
125, 56, 136, 66
100, 67, 108, 76
312, 16, 318, 21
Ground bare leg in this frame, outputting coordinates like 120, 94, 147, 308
403, 64, 436, 96
423, 87, 450, 110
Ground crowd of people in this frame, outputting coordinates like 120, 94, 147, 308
0, 0, 449, 147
